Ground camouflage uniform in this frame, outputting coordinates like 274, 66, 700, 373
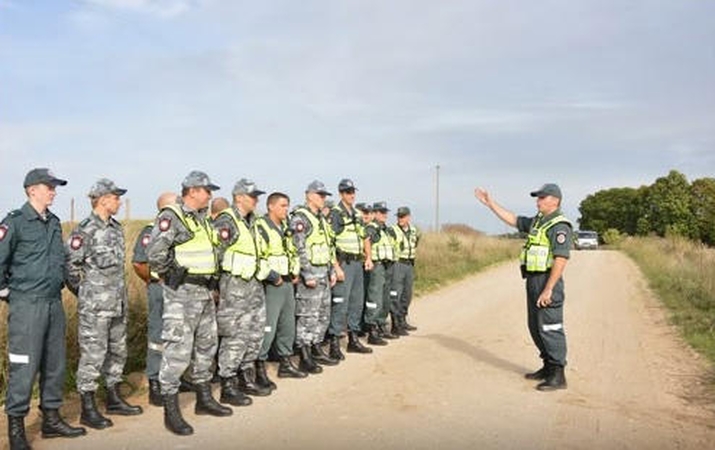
147, 200, 219, 396
213, 206, 266, 377
66, 212, 128, 394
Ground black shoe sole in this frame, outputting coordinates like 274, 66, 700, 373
80, 418, 113, 430
220, 397, 253, 407
106, 407, 143, 416
42, 430, 87, 439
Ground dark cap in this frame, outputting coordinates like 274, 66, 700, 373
396, 206, 411, 217
232, 178, 265, 197
372, 201, 389, 213
181, 171, 220, 191
23, 168, 67, 188
306, 180, 332, 196
530, 183, 562, 200
355, 203, 372, 213
324, 199, 335, 209
338, 178, 357, 192
88, 178, 127, 198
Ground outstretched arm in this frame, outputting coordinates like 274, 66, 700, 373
474, 188, 517, 228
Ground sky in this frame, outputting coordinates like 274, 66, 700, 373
1, 0, 714, 234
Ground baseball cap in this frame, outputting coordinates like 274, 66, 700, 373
232, 178, 265, 197
372, 201, 389, 213
338, 178, 357, 192
88, 178, 127, 198
23, 168, 67, 188
530, 183, 562, 200
181, 171, 220, 191
306, 180, 332, 196
396, 206, 411, 217
355, 203, 372, 213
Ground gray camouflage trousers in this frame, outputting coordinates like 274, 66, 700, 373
295, 274, 331, 347
217, 275, 266, 377
160, 283, 217, 395
76, 313, 127, 393
146, 281, 164, 380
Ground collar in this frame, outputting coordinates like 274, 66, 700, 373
21, 202, 54, 222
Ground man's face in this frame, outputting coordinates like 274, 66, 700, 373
269, 197, 290, 221
340, 189, 356, 207
398, 214, 411, 226
191, 186, 213, 210
29, 183, 57, 208
238, 194, 259, 214
536, 195, 559, 215
375, 211, 387, 224
100, 194, 122, 216
308, 191, 326, 209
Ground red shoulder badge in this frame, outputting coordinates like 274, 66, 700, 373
294, 222, 305, 233
141, 234, 151, 247
555, 232, 567, 245
70, 235, 83, 250
0, 224, 8, 241
219, 227, 230, 241
159, 218, 171, 232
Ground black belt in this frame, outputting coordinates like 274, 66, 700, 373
281, 275, 293, 282
149, 278, 161, 284
398, 258, 415, 265
337, 252, 363, 263
183, 275, 213, 288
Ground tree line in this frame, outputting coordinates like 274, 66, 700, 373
578, 170, 715, 246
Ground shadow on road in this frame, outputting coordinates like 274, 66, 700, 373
416, 333, 530, 376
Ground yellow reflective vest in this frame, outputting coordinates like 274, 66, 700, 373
520, 213, 571, 273
393, 223, 419, 260
332, 203, 364, 255
294, 206, 333, 266
163, 204, 217, 275
255, 216, 299, 279
218, 208, 259, 280
367, 222, 395, 262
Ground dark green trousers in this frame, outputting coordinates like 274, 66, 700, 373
260, 281, 296, 359
526, 273, 567, 367
364, 263, 386, 325
5, 294, 66, 417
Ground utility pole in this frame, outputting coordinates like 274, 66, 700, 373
70, 198, 75, 224
435, 164, 440, 233
124, 198, 131, 222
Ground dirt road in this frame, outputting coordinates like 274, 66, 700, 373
10, 250, 715, 449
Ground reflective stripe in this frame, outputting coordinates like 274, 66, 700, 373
365, 302, 377, 309
390, 291, 398, 297
9, 353, 29, 364
542, 323, 563, 332
333, 297, 344, 304
264, 326, 272, 333
148, 342, 164, 352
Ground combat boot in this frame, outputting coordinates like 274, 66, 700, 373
298, 345, 323, 374
40, 408, 86, 439
219, 376, 252, 407
379, 323, 398, 340
237, 366, 271, 396
163, 393, 193, 436
536, 365, 567, 391
106, 383, 143, 416
178, 377, 195, 393
328, 335, 345, 361
391, 314, 409, 336
8, 415, 31, 450
255, 360, 277, 391
524, 363, 552, 380
402, 316, 418, 332
80, 391, 113, 430
194, 382, 233, 416
347, 332, 373, 354
277, 356, 308, 378
312, 343, 339, 366
367, 325, 388, 346
148, 379, 162, 406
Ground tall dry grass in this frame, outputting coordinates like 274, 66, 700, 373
619, 235, 715, 364
1, 222, 521, 404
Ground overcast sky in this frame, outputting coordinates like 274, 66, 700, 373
1, 0, 713, 233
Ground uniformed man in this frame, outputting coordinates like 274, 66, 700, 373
213, 179, 271, 404
327, 179, 373, 357
390, 206, 420, 336
131, 192, 177, 406
290, 181, 337, 373
210, 197, 230, 221
254, 192, 307, 386
355, 203, 373, 226
363, 202, 398, 345
1, 168, 86, 450
66, 179, 143, 429
147, 171, 232, 436
355, 202, 373, 338
475, 183, 572, 391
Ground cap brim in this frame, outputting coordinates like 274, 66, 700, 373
48, 178, 68, 187
113, 188, 128, 196
207, 184, 221, 191
319, 190, 332, 196
530, 191, 544, 197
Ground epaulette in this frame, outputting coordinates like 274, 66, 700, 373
7, 209, 21, 218
79, 218, 91, 228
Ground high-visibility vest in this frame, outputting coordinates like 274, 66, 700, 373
163, 204, 217, 275
255, 216, 299, 279
367, 222, 395, 262
519, 213, 571, 272
219, 208, 258, 280
332, 203, 364, 255
393, 224, 418, 260
293, 206, 332, 266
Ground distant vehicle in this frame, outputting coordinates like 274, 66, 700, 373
574, 230, 599, 250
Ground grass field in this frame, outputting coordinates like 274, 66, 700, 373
0, 221, 521, 404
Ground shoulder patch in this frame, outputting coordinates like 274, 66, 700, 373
159, 218, 171, 232
555, 231, 567, 245
294, 221, 305, 233
141, 234, 151, 247
70, 234, 84, 250
219, 227, 231, 241
0, 224, 8, 241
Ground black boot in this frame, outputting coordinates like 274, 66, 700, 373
392, 314, 409, 336
163, 393, 193, 436
237, 366, 272, 396
255, 361, 277, 391
220, 376, 252, 406
367, 325, 388, 346
277, 356, 308, 378
106, 383, 143, 416
524, 363, 551, 380
8, 415, 31, 450
347, 331, 373, 354
536, 365, 567, 391
402, 316, 417, 332
41, 408, 86, 439
329, 335, 345, 361
378, 323, 398, 340
178, 378, 195, 393
312, 343, 339, 366
148, 379, 162, 407
195, 382, 233, 416
80, 391, 113, 430
298, 345, 323, 374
